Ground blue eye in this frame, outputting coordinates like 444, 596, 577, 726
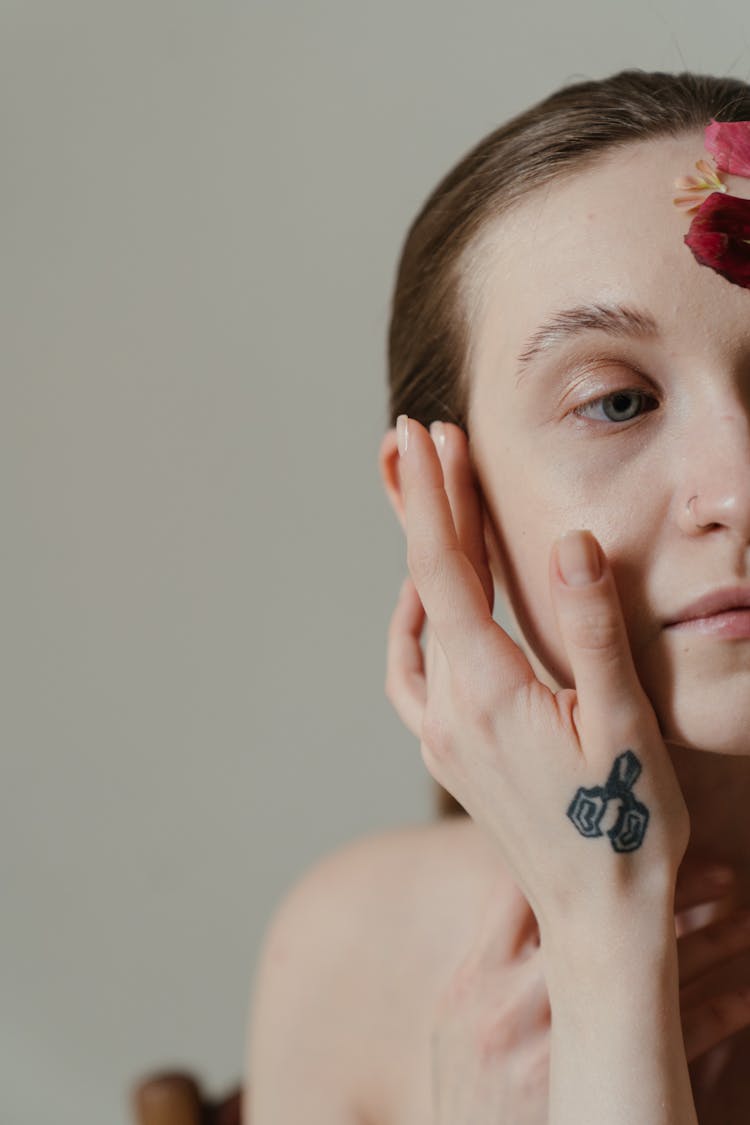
574, 390, 659, 425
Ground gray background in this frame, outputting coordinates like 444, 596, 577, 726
2, 2, 748, 1123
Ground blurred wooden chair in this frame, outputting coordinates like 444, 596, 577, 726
131, 1071, 244, 1125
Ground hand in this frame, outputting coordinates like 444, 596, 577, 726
386, 417, 689, 934
428, 860, 750, 1124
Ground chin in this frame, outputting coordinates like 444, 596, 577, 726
655, 696, 750, 757
637, 641, 750, 757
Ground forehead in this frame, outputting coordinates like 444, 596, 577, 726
467, 131, 750, 378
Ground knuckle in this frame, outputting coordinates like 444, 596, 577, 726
386, 608, 403, 640
604, 696, 647, 738
407, 540, 441, 586
421, 707, 452, 764
594, 695, 663, 761
451, 667, 495, 727
383, 652, 401, 698
474, 1008, 514, 1061
510, 678, 542, 730
568, 605, 621, 652
383, 670, 398, 703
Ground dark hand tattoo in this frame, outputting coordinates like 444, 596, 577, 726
566, 749, 649, 852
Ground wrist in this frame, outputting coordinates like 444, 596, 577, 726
542, 927, 696, 1125
538, 894, 677, 980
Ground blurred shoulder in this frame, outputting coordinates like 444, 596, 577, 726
247, 822, 461, 1119
248, 816, 508, 1124
262, 814, 499, 982
305, 816, 508, 1119
282, 815, 495, 922
275, 814, 506, 995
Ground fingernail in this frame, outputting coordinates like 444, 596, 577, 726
429, 420, 446, 454
397, 414, 409, 456
557, 530, 601, 587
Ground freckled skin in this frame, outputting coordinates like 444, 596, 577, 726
461, 132, 750, 870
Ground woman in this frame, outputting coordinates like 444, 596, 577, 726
246, 69, 750, 1123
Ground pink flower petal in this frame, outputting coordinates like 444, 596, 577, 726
704, 119, 750, 177
672, 158, 727, 213
673, 175, 700, 190
673, 194, 703, 213
684, 191, 750, 288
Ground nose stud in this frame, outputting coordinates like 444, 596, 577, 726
688, 495, 709, 529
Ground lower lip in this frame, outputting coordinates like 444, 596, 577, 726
666, 608, 750, 637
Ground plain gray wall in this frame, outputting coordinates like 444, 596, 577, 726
3, 2, 748, 1122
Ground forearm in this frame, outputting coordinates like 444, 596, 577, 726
541, 907, 697, 1125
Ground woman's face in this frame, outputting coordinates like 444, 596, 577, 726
467, 130, 750, 755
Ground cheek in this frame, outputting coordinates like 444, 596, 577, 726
496, 493, 647, 687
497, 521, 571, 682
480, 436, 647, 657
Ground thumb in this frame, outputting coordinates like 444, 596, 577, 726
550, 529, 652, 754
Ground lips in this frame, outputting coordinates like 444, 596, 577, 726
664, 586, 750, 627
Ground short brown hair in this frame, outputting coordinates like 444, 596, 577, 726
384, 68, 750, 819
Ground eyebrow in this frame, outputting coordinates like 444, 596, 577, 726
514, 301, 659, 388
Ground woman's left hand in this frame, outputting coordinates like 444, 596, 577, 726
426, 859, 750, 1124
427, 874, 548, 1125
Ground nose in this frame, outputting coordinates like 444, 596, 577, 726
678, 410, 750, 541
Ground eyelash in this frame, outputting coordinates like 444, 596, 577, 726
572, 388, 660, 426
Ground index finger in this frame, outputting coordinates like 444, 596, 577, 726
398, 414, 532, 693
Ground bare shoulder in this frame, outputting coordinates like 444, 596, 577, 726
246, 822, 454, 1121
261, 815, 499, 979
273, 814, 497, 913
247, 816, 509, 1125
304, 817, 509, 1116
284, 815, 503, 960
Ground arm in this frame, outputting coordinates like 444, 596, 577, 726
541, 895, 698, 1125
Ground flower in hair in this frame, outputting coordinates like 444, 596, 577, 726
675, 119, 750, 289
682, 192, 750, 289
672, 158, 727, 213
704, 118, 750, 176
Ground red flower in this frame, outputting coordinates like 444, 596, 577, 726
704, 119, 750, 177
684, 191, 750, 289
